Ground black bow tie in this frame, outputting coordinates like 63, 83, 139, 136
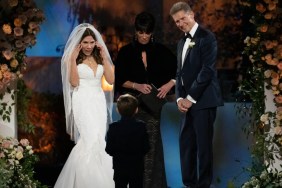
183, 33, 192, 40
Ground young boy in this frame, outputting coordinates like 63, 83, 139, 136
106, 94, 150, 188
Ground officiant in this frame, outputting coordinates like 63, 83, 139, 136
114, 11, 177, 188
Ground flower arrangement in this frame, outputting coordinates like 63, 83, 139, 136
239, 0, 282, 186
0, 0, 45, 122
242, 169, 282, 187
0, 0, 45, 90
0, 136, 47, 188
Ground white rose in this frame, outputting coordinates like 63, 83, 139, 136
264, 70, 272, 78
15, 151, 23, 160
260, 114, 269, 123
26, 145, 32, 150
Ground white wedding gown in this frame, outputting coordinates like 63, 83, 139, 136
55, 64, 114, 188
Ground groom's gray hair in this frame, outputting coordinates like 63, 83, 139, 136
169, 1, 192, 16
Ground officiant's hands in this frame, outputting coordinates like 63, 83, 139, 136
157, 80, 175, 98
177, 98, 192, 113
135, 83, 152, 94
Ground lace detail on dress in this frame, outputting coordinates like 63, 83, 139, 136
55, 64, 114, 188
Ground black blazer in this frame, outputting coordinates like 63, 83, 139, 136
114, 41, 177, 99
176, 26, 223, 110
105, 117, 150, 169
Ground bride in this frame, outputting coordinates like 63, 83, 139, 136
54, 23, 115, 188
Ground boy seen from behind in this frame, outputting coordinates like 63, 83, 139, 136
106, 94, 150, 188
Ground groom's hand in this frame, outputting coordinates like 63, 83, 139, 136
177, 98, 191, 113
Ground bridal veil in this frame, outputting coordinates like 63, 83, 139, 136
61, 23, 114, 143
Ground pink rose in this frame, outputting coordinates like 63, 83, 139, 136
256, 3, 266, 13
260, 24, 268, 33
264, 12, 273, 19
2, 140, 12, 149
1, 64, 9, 72
2, 50, 14, 60
275, 95, 282, 104
271, 78, 279, 86
20, 139, 30, 147
14, 27, 24, 37
0, 152, 5, 158
277, 63, 282, 70
268, 2, 277, 11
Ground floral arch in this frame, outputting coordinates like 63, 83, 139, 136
0, 0, 45, 187
239, 0, 282, 186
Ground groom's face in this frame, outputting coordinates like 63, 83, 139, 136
172, 10, 195, 33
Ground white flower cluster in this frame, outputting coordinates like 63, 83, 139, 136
0, 136, 41, 188
242, 169, 282, 188
0, 137, 34, 170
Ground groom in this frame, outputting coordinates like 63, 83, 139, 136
170, 2, 223, 188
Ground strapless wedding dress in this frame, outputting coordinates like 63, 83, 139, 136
54, 64, 114, 188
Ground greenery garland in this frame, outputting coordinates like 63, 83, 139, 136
239, 0, 282, 187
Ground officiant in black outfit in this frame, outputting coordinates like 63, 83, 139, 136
114, 11, 177, 188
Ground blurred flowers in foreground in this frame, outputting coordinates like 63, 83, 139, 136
0, 136, 47, 188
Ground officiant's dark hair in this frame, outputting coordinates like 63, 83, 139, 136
135, 11, 155, 33
117, 94, 138, 117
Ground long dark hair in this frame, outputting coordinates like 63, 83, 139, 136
76, 28, 103, 65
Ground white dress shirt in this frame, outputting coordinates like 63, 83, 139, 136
177, 23, 199, 104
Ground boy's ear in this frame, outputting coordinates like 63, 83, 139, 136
116, 107, 119, 114
135, 107, 139, 114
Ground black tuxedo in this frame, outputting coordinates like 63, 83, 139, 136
105, 117, 150, 188
176, 26, 223, 188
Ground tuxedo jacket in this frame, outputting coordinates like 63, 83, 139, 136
105, 116, 150, 169
176, 26, 224, 110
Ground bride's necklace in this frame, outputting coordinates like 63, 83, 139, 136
84, 57, 99, 77
85, 56, 97, 69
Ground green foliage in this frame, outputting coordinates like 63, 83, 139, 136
16, 79, 35, 134
0, 87, 15, 122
